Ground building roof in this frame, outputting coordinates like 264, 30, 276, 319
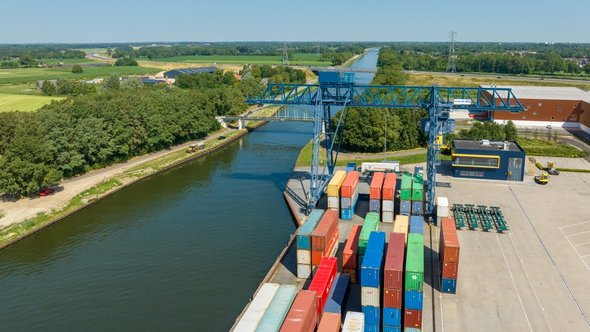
164, 66, 218, 79
453, 139, 524, 152
481, 85, 590, 103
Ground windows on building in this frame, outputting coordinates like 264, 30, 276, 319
459, 170, 484, 177
453, 155, 500, 168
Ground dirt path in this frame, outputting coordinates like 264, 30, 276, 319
337, 148, 427, 160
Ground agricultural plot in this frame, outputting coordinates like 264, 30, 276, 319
149, 53, 331, 66
0, 93, 64, 112
0, 66, 160, 84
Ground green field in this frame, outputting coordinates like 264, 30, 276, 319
0, 66, 160, 85
0, 93, 65, 112
149, 53, 331, 66
38, 58, 97, 65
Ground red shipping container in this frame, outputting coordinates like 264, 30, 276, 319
311, 210, 339, 266
383, 288, 402, 308
343, 224, 362, 269
440, 217, 460, 262
308, 257, 338, 315
384, 232, 405, 289
404, 309, 423, 329
317, 312, 341, 332
340, 171, 359, 198
441, 261, 458, 279
343, 268, 357, 284
382, 173, 397, 200
281, 290, 318, 332
370, 172, 385, 199
311, 229, 339, 266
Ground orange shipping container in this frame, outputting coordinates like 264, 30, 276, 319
312, 210, 339, 252
342, 224, 362, 269
382, 173, 397, 200
317, 312, 341, 332
340, 171, 359, 198
281, 290, 319, 332
369, 172, 385, 199
441, 261, 458, 279
383, 288, 402, 308
440, 217, 460, 262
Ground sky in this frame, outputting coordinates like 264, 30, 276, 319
1, 0, 589, 44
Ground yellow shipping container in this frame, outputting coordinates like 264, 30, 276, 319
326, 170, 347, 197
393, 215, 409, 244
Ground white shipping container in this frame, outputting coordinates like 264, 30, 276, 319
296, 249, 311, 265
361, 286, 380, 307
382, 200, 394, 212
436, 196, 449, 207
437, 196, 450, 217
297, 264, 311, 279
233, 283, 280, 332
342, 311, 364, 332
361, 162, 399, 173
382, 211, 394, 223
327, 196, 339, 210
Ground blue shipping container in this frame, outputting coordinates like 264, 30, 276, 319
319, 71, 340, 84
404, 290, 423, 310
365, 324, 380, 332
324, 273, 350, 314
382, 325, 401, 332
411, 201, 423, 216
409, 216, 424, 235
296, 209, 324, 250
400, 201, 411, 215
360, 231, 386, 287
362, 305, 380, 325
341, 208, 354, 220
441, 278, 457, 294
369, 199, 381, 213
257, 284, 298, 332
382, 307, 401, 326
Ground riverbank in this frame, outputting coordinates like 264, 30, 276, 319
0, 120, 268, 249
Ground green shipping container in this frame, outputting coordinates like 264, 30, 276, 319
401, 173, 413, 190
358, 212, 380, 255
413, 172, 423, 185
405, 233, 424, 291
411, 189, 423, 202
400, 189, 412, 201
256, 284, 298, 332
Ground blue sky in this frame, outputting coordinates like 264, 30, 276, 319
1, 0, 589, 43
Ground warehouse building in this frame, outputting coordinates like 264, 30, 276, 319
451, 139, 526, 181
163, 66, 219, 81
482, 85, 590, 134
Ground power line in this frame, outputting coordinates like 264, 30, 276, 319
446, 31, 457, 73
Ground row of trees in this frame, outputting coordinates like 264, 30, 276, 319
242, 65, 307, 84
0, 46, 85, 61
114, 57, 138, 66
459, 121, 518, 141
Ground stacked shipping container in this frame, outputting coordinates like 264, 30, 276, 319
360, 231, 386, 332
381, 173, 396, 223
257, 284, 298, 332
296, 209, 325, 279
317, 312, 341, 332
393, 215, 409, 244
411, 172, 424, 216
343, 225, 362, 283
369, 172, 385, 214
281, 290, 318, 332
324, 273, 350, 315
382, 232, 405, 332
311, 210, 339, 270
359, 213, 380, 256
404, 233, 424, 331
326, 171, 347, 211
234, 283, 280, 332
308, 257, 338, 315
440, 217, 460, 294
400, 173, 412, 216
436, 197, 450, 225
340, 171, 360, 220
342, 311, 364, 332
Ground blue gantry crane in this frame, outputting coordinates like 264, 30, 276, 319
247, 72, 523, 219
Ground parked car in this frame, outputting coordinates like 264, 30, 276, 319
218, 135, 226, 140
39, 188, 56, 196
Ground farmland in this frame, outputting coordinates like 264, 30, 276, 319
0, 93, 64, 112
0, 66, 160, 85
147, 53, 332, 66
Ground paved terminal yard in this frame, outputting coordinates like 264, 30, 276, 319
234, 162, 590, 331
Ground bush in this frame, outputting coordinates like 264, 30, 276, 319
71, 65, 83, 74
115, 57, 138, 66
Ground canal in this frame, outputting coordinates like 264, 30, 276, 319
0, 50, 378, 332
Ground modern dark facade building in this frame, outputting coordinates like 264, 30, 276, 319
451, 139, 526, 181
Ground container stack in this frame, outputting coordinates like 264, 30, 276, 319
342, 311, 364, 332
280, 290, 318, 332
341, 171, 360, 220
400, 173, 412, 216
436, 197, 450, 225
381, 173, 397, 223
317, 312, 341, 332
404, 233, 424, 331
343, 224, 362, 283
360, 231, 386, 332
296, 209, 325, 279
358, 212, 380, 256
345, 162, 357, 173
440, 217, 460, 294
393, 215, 409, 244
326, 171, 347, 211
369, 172, 385, 214
233, 283, 280, 332
323, 273, 350, 315
311, 210, 339, 271
382, 232, 405, 332
411, 172, 424, 216
257, 284, 298, 332
307, 257, 338, 315
409, 216, 424, 236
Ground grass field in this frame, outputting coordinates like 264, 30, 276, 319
0, 83, 40, 95
0, 93, 65, 112
0, 66, 160, 85
148, 53, 332, 66
517, 137, 589, 158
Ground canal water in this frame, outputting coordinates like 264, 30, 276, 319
0, 51, 378, 332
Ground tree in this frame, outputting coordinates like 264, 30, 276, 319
103, 75, 120, 90
19, 54, 35, 67
72, 65, 83, 74
115, 57, 138, 66
503, 120, 517, 141
41, 80, 56, 96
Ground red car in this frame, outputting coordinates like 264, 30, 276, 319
39, 188, 56, 196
